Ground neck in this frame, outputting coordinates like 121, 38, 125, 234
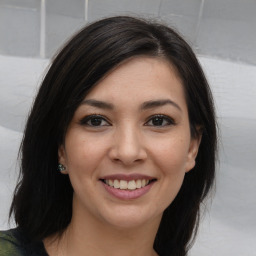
66, 221, 158, 256
44, 203, 161, 256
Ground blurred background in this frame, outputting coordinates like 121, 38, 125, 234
0, 0, 255, 255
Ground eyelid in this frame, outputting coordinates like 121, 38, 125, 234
144, 114, 175, 126
79, 114, 175, 127
79, 114, 111, 126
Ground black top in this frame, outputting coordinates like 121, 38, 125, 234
0, 227, 165, 256
0, 228, 48, 256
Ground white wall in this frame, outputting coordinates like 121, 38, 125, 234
1, 0, 256, 64
0, 55, 256, 255
191, 57, 256, 255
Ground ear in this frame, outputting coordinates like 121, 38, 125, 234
58, 145, 68, 174
185, 130, 202, 173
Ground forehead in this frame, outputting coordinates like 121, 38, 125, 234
84, 56, 186, 109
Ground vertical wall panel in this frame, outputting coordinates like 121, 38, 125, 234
196, 0, 256, 65
0, 0, 255, 65
0, 1, 40, 57
45, 0, 86, 58
88, 0, 161, 22
159, 0, 202, 45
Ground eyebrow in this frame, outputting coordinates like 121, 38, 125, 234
81, 99, 182, 111
81, 99, 114, 109
140, 99, 182, 112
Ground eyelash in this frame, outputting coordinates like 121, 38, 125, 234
79, 114, 110, 127
79, 114, 175, 127
145, 114, 175, 127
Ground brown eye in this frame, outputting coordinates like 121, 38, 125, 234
80, 115, 110, 127
89, 117, 105, 126
145, 115, 175, 127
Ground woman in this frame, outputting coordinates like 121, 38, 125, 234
0, 16, 217, 256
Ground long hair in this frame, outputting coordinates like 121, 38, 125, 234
10, 16, 217, 256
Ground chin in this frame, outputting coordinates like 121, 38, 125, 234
100, 205, 161, 230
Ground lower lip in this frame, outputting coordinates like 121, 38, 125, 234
102, 182, 154, 200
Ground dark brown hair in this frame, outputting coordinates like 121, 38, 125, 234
10, 16, 217, 256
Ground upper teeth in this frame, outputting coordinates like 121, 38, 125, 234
105, 179, 150, 190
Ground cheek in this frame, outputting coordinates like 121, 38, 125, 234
65, 133, 106, 170
154, 136, 191, 207
153, 141, 188, 210
152, 136, 190, 173
64, 137, 110, 199
65, 137, 101, 194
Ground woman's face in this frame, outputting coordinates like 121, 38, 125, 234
59, 57, 200, 229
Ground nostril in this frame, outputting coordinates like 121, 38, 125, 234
108, 135, 147, 165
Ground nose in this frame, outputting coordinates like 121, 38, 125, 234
108, 125, 147, 165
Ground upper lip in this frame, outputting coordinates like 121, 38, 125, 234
100, 174, 156, 181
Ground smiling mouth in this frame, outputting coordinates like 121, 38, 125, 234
100, 179, 157, 191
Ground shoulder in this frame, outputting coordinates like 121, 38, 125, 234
0, 228, 24, 255
0, 228, 48, 256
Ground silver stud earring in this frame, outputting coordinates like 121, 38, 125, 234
58, 163, 66, 172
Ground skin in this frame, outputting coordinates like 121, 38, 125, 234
44, 57, 201, 256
